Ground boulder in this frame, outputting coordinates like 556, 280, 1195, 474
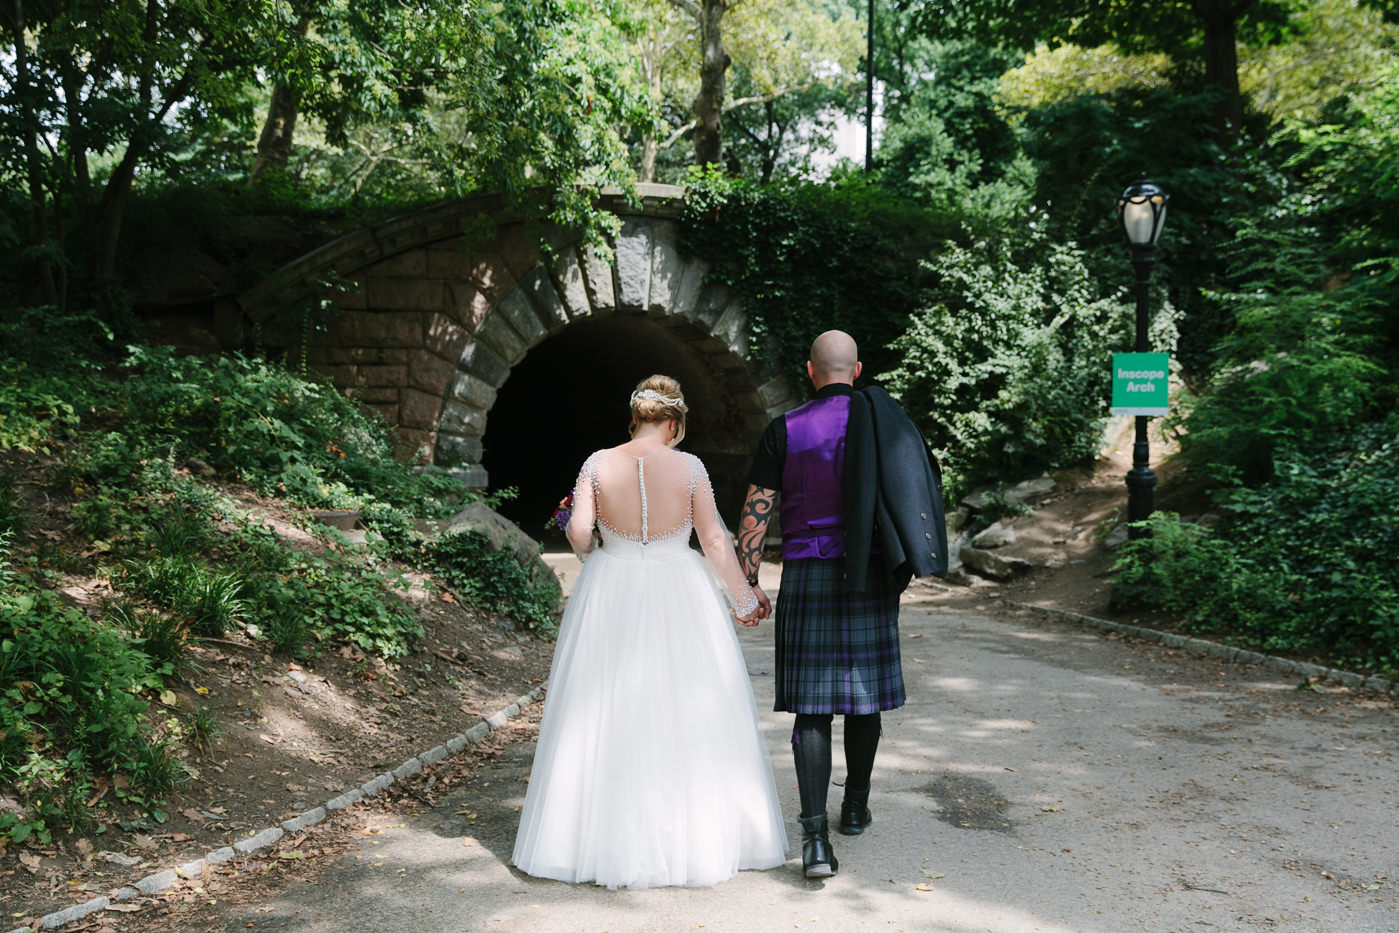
1102, 524, 1130, 552
1004, 474, 1056, 505
439, 502, 562, 602
971, 521, 1017, 549
960, 546, 1034, 581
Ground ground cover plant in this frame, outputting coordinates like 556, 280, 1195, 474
0, 319, 561, 845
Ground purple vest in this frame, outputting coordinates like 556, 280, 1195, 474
780, 395, 851, 560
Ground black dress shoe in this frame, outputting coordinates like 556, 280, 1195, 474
797, 814, 838, 878
839, 788, 872, 835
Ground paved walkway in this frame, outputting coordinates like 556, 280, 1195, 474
194, 567, 1399, 932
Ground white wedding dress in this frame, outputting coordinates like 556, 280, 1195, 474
512, 446, 788, 889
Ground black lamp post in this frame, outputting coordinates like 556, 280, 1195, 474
1116, 175, 1169, 539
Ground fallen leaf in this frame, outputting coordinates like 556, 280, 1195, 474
915, 882, 935, 892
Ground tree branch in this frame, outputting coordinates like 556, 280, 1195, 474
666, 0, 701, 19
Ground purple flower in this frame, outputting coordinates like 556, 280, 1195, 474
547, 492, 574, 533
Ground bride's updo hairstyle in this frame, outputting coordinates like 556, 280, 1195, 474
629, 374, 688, 444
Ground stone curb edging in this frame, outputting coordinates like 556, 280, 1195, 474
8, 685, 545, 933
1012, 601, 1398, 695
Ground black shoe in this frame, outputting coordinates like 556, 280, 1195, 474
839, 787, 872, 835
797, 814, 838, 878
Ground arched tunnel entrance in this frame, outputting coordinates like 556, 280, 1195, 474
483, 315, 761, 543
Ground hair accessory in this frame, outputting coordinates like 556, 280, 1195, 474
630, 388, 688, 412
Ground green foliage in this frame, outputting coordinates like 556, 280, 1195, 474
234, 526, 423, 659
0, 560, 187, 839
876, 39, 1024, 205
1114, 423, 1399, 674
882, 233, 1139, 495
416, 531, 561, 638
115, 345, 465, 517
679, 169, 955, 384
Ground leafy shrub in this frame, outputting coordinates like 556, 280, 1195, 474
232, 520, 422, 659
883, 234, 1144, 496
116, 345, 466, 517
679, 169, 953, 384
0, 565, 187, 838
1114, 422, 1399, 674
420, 530, 561, 637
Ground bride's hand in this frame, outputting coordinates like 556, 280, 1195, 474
733, 586, 767, 627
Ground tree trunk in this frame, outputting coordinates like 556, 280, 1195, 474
252, 15, 311, 184
8, 0, 60, 306
1195, 0, 1255, 144
691, 0, 729, 166
252, 81, 303, 183
640, 136, 659, 183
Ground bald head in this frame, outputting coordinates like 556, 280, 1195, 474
807, 330, 861, 389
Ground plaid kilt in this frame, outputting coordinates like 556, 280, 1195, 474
773, 557, 904, 715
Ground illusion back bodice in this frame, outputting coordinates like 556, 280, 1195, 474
565, 444, 757, 616
579, 448, 701, 557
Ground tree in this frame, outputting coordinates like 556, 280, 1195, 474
639, 0, 861, 179
0, 0, 655, 310
902, 0, 1305, 142
1, 0, 270, 302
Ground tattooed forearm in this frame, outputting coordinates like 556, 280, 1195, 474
738, 484, 777, 577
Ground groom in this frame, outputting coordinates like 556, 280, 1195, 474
737, 329, 946, 879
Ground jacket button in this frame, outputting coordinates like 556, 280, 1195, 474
924, 532, 932, 539
921, 512, 927, 519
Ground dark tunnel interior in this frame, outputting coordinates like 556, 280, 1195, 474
481, 315, 758, 545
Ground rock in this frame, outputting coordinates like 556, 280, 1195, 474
961, 487, 999, 512
941, 568, 981, 587
440, 502, 563, 609
1004, 474, 1056, 505
310, 509, 361, 531
946, 506, 972, 537
961, 547, 1035, 581
971, 521, 1017, 549
960, 547, 1016, 580
1102, 524, 1130, 552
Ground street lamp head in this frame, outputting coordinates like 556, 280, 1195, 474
1117, 174, 1169, 248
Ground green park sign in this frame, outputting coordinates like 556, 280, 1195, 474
1110, 352, 1170, 416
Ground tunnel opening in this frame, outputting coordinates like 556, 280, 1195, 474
481, 315, 761, 545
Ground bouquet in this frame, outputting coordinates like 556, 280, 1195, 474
546, 491, 574, 533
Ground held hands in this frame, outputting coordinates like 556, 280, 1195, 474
733, 585, 771, 627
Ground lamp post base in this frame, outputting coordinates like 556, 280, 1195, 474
1126, 414, 1156, 539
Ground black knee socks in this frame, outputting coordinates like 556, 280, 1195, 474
793, 712, 883, 817
792, 714, 833, 819
843, 712, 881, 794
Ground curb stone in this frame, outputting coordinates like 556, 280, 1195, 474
1012, 602, 1398, 694
7, 684, 545, 933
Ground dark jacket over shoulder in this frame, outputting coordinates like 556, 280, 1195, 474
843, 386, 948, 593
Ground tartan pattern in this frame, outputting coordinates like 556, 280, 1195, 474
773, 557, 904, 715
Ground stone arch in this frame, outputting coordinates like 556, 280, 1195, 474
235, 185, 798, 518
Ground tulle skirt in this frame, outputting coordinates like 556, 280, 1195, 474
512, 540, 789, 889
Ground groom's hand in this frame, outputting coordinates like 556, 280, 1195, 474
753, 585, 771, 621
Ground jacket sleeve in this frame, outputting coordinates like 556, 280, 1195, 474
867, 387, 949, 587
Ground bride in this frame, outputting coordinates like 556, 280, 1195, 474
512, 375, 789, 889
